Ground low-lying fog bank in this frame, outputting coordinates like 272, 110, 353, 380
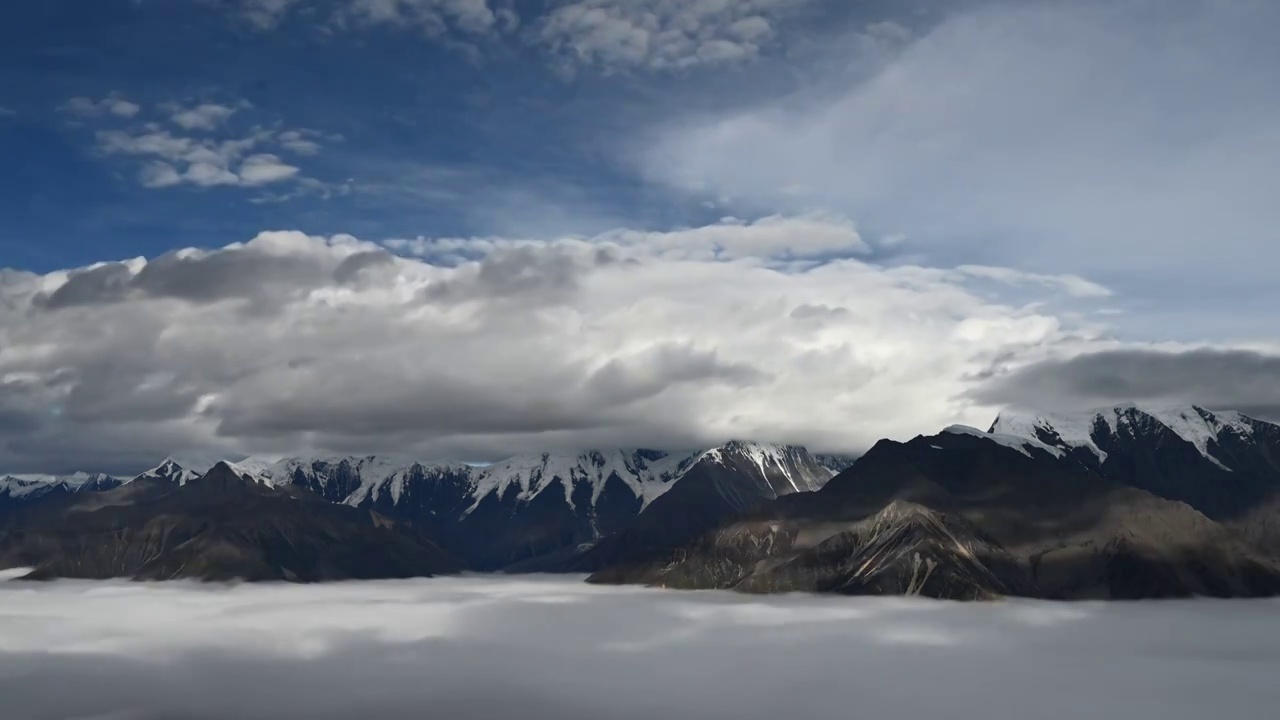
2, 574, 1278, 720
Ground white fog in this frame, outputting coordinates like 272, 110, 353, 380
2, 573, 1278, 720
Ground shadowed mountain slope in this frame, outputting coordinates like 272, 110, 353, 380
587, 422, 1280, 600
0, 463, 461, 582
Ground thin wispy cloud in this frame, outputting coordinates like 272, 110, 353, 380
638, 0, 1280, 323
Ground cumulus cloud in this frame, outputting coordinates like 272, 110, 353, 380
170, 102, 238, 130
971, 348, 1280, 423
0, 216, 1116, 474
237, 0, 304, 30
96, 128, 287, 188
0, 575, 1276, 720
60, 93, 141, 118
338, 0, 514, 36
94, 125, 315, 191
638, 0, 1280, 330
278, 129, 323, 155
537, 0, 816, 72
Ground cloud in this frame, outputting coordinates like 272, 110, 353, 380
170, 102, 238, 130
60, 94, 141, 118
952, 266, 1112, 299
279, 130, 322, 155
94, 125, 315, 191
971, 348, 1280, 423
0, 576, 1274, 720
536, 0, 817, 72
638, 0, 1280, 322
0, 107, 16, 118
338, 0, 511, 36
0, 216, 1114, 473
229, 0, 808, 71
239, 153, 302, 184
237, 0, 303, 30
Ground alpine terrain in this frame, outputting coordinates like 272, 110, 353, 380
586, 406, 1280, 600
0, 443, 849, 579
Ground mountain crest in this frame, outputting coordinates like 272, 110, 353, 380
990, 404, 1274, 470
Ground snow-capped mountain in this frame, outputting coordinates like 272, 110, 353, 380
50, 443, 836, 569
135, 459, 205, 486
989, 405, 1280, 549
990, 404, 1276, 470
564, 442, 841, 574
0, 472, 124, 505
989, 404, 1280, 484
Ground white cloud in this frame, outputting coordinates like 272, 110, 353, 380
238, 0, 303, 30
170, 103, 238, 130
0, 576, 1274, 720
0, 216, 1119, 473
537, 0, 816, 72
93, 120, 320, 191
239, 153, 302, 185
340, 0, 507, 35
638, 0, 1280, 333
952, 266, 1112, 299
0, 107, 15, 118
60, 93, 141, 118
278, 130, 322, 155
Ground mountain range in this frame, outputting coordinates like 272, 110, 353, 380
3, 404, 1279, 600
589, 406, 1280, 599
1, 442, 851, 578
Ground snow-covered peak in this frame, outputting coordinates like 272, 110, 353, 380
942, 424, 1065, 459
0, 475, 59, 499
0, 472, 124, 498
137, 459, 203, 485
698, 441, 835, 494
469, 449, 700, 513
989, 405, 1269, 470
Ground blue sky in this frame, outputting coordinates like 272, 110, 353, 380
1, 0, 896, 271
2, 0, 1278, 472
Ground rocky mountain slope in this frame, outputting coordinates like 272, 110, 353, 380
588, 409, 1280, 600
989, 405, 1280, 551
7, 404, 1277, 598
0, 463, 461, 581
559, 442, 840, 574
1, 443, 843, 574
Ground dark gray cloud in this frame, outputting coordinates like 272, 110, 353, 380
33, 241, 347, 314
972, 349, 1280, 422
35, 263, 134, 309
332, 249, 396, 285
0, 576, 1276, 720
132, 248, 328, 306
423, 244, 591, 306
583, 344, 767, 407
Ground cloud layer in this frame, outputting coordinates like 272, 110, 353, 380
537, 0, 815, 72
232, 0, 811, 71
1, 575, 1278, 720
638, 0, 1280, 327
0, 216, 1118, 473
972, 348, 1280, 422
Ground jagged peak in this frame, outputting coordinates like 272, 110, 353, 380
990, 404, 1271, 469
942, 424, 1065, 459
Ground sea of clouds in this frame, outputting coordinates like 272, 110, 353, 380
2, 573, 1278, 720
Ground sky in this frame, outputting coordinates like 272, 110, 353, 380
2, 574, 1279, 719
1, 0, 1278, 473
